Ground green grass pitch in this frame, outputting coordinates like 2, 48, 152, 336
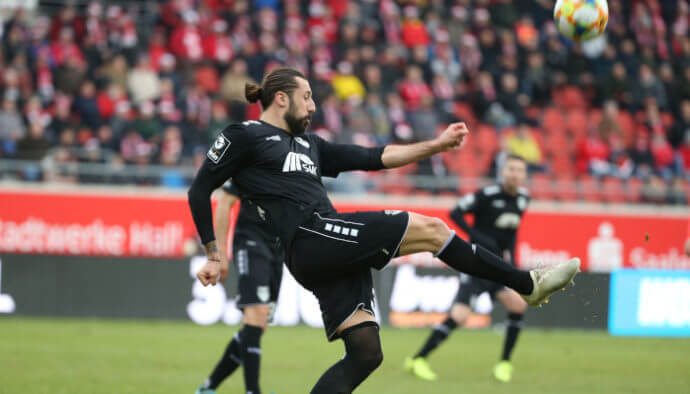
1, 318, 689, 394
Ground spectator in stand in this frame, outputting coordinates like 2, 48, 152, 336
205, 102, 231, 145
602, 62, 634, 108
398, 64, 432, 111
203, 19, 234, 69
131, 101, 161, 141
0, 98, 25, 156
522, 52, 550, 106
401, 5, 429, 48
633, 64, 668, 110
331, 61, 366, 101
666, 177, 688, 205
169, 10, 203, 63
102, 54, 129, 91
408, 93, 440, 142
73, 80, 101, 130
651, 130, 676, 178
505, 123, 544, 172
16, 122, 50, 161
576, 124, 612, 177
127, 55, 161, 104
629, 132, 657, 178
669, 99, 690, 148
640, 175, 669, 204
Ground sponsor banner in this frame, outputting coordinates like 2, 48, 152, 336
609, 270, 690, 336
1, 254, 608, 329
0, 190, 688, 272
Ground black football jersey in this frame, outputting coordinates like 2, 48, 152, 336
189, 120, 384, 249
455, 184, 530, 260
221, 181, 278, 243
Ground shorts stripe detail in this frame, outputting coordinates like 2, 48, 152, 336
314, 212, 365, 226
297, 226, 359, 243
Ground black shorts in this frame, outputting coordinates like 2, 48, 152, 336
288, 210, 410, 341
234, 235, 284, 308
454, 274, 507, 306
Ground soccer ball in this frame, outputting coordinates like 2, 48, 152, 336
554, 0, 609, 42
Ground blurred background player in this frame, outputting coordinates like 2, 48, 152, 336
405, 155, 530, 383
196, 181, 283, 394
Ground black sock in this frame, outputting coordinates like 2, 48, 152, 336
502, 313, 523, 361
414, 317, 458, 359
240, 325, 263, 394
205, 333, 242, 389
310, 322, 383, 394
437, 236, 533, 295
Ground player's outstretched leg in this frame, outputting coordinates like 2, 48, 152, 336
404, 304, 467, 381
311, 310, 383, 394
197, 333, 242, 393
493, 289, 528, 383
399, 213, 580, 306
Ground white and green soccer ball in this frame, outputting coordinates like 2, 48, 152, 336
554, 0, 609, 42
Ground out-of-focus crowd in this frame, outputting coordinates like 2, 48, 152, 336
0, 0, 689, 204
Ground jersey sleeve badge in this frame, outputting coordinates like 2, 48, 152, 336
207, 134, 231, 163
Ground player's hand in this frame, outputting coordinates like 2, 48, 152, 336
197, 254, 221, 286
436, 122, 470, 152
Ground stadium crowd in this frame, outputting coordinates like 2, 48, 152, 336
0, 0, 689, 204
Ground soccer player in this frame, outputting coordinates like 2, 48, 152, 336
405, 154, 532, 383
196, 182, 283, 394
188, 67, 580, 393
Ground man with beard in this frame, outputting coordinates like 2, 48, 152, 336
188, 67, 580, 394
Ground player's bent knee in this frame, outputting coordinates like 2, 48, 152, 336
243, 305, 271, 329
449, 304, 470, 325
356, 341, 383, 372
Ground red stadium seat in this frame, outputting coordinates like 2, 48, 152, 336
554, 174, 578, 201
475, 125, 499, 156
542, 107, 566, 132
626, 178, 644, 203
454, 102, 477, 127
601, 177, 626, 203
566, 109, 588, 137
530, 174, 553, 201
578, 176, 602, 202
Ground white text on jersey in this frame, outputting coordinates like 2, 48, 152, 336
282, 152, 317, 175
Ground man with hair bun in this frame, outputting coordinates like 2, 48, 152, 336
188, 67, 580, 393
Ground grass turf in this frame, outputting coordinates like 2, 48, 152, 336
1, 318, 688, 394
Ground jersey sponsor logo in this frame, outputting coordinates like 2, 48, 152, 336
282, 152, 317, 175
295, 137, 310, 149
492, 199, 506, 208
207, 134, 231, 163
494, 213, 521, 229
385, 210, 403, 215
265, 135, 281, 142
257, 286, 270, 303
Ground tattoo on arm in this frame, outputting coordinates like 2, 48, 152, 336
204, 240, 218, 256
